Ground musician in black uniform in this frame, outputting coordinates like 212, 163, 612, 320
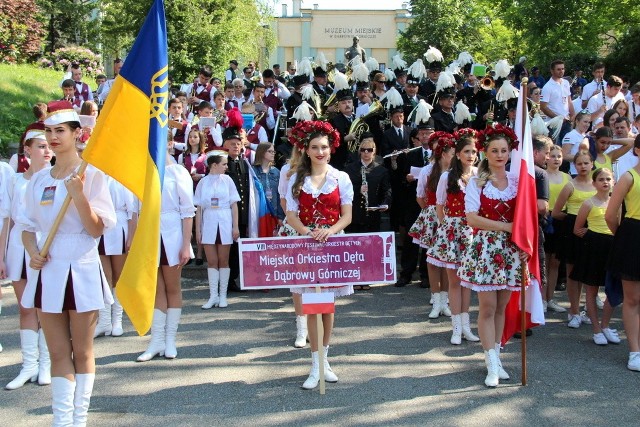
432, 86, 469, 133
329, 88, 357, 170
420, 60, 442, 104
402, 72, 427, 126
382, 106, 411, 232
472, 78, 507, 130
344, 133, 392, 234
312, 66, 333, 106
395, 68, 407, 95
284, 74, 316, 124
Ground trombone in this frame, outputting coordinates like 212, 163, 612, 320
348, 100, 384, 151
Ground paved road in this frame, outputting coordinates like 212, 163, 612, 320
1, 273, 638, 426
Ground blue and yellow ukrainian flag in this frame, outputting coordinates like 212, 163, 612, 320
83, 0, 168, 335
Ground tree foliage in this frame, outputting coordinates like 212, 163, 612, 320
0, 0, 44, 63
101, 0, 276, 83
37, 0, 100, 53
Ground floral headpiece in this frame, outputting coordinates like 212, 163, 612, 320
288, 120, 341, 154
428, 131, 455, 156
479, 124, 519, 150
452, 127, 481, 152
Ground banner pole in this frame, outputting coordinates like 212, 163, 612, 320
316, 286, 325, 395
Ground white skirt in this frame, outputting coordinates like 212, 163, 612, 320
160, 211, 194, 267
201, 207, 233, 245
21, 233, 113, 313
6, 225, 29, 282
101, 210, 128, 255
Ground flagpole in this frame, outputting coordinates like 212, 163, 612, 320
519, 77, 529, 386
39, 160, 89, 257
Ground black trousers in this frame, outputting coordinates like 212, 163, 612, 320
228, 225, 248, 291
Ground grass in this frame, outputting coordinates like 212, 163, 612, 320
0, 63, 89, 157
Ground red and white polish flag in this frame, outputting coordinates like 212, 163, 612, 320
302, 292, 336, 315
502, 86, 546, 344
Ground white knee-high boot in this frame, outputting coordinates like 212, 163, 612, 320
218, 268, 231, 308
428, 293, 442, 319
136, 309, 166, 362
440, 291, 452, 317
461, 312, 480, 342
5, 329, 39, 390
93, 305, 112, 338
495, 342, 510, 380
73, 373, 95, 427
111, 292, 124, 336
202, 268, 220, 309
164, 308, 181, 359
302, 352, 320, 390
323, 345, 338, 383
294, 315, 308, 348
450, 314, 462, 345
38, 328, 51, 385
51, 377, 75, 426
484, 349, 499, 387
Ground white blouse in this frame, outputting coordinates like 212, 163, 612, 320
285, 166, 354, 212
465, 171, 519, 214
435, 168, 477, 205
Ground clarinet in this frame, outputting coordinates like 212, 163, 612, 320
361, 165, 369, 212
600, 79, 606, 107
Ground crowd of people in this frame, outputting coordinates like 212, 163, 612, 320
1, 47, 640, 424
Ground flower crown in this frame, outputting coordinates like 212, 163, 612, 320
479, 124, 519, 150
451, 127, 481, 152
288, 120, 341, 153
428, 131, 455, 157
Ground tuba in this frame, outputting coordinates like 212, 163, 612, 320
348, 100, 384, 151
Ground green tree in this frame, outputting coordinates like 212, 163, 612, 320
101, 0, 276, 83
0, 0, 44, 63
37, 0, 100, 53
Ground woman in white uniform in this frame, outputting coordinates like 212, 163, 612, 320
137, 140, 195, 362
94, 176, 137, 338
195, 151, 240, 309
20, 101, 116, 426
5, 127, 53, 390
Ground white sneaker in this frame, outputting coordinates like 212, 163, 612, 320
547, 299, 567, 313
580, 311, 592, 325
567, 314, 581, 329
602, 328, 621, 344
596, 295, 604, 309
627, 353, 640, 371
593, 333, 608, 345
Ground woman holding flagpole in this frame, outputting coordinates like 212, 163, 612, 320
137, 138, 195, 362
284, 120, 354, 390
19, 100, 116, 424
457, 125, 532, 388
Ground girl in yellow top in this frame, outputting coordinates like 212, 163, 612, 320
590, 126, 632, 172
571, 168, 619, 345
552, 151, 596, 328
606, 134, 640, 372
544, 145, 571, 313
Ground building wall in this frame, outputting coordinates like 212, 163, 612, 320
271, 8, 412, 70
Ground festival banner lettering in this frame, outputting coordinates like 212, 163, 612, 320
239, 232, 396, 290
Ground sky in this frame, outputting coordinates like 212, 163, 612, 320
276, 0, 407, 14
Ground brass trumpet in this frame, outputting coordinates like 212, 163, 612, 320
480, 75, 495, 91
348, 100, 384, 151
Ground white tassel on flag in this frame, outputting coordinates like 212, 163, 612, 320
495, 59, 511, 79
531, 113, 548, 136
424, 46, 443, 64
547, 116, 565, 141
365, 57, 379, 73
412, 99, 433, 125
454, 101, 471, 124
407, 59, 427, 79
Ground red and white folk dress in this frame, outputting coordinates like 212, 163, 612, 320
409, 164, 440, 248
457, 172, 533, 291
284, 166, 354, 297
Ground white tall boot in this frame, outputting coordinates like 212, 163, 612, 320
461, 312, 480, 342
323, 345, 338, 383
440, 291, 452, 317
301, 351, 320, 390
136, 309, 166, 362
73, 373, 95, 427
51, 377, 75, 426
202, 268, 220, 309
111, 292, 124, 337
495, 343, 510, 380
484, 349, 499, 387
294, 315, 307, 348
93, 305, 112, 338
450, 314, 462, 345
428, 293, 442, 319
164, 308, 181, 359
218, 267, 231, 308
5, 329, 39, 390
38, 329, 51, 385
